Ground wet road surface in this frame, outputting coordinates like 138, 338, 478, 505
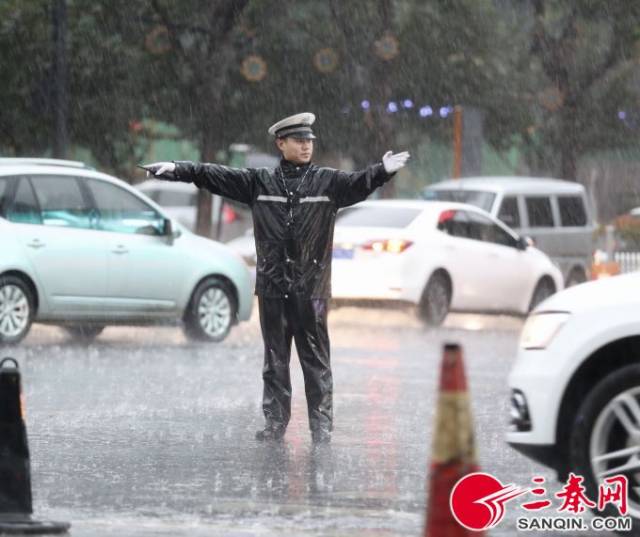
2, 305, 613, 536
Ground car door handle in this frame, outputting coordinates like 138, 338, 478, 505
26, 239, 45, 249
112, 245, 129, 255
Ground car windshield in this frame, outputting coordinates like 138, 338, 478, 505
336, 206, 422, 228
423, 189, 496, 212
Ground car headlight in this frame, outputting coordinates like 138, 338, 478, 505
520, 312, 570, 350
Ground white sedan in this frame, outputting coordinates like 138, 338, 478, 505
0, 159, 253, 344
331, 200, 563, 324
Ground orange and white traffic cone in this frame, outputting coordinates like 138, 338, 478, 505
424, 343, 481, 536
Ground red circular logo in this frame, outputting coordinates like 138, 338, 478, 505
450, 472, 524, 531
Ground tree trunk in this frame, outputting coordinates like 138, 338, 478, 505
559, 99, 578, 181
52, 0, 68, 158
560, 141, 577, 181
376, 0, 395, 198
195, 129, 215, 238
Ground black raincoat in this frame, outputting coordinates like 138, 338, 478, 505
172, 158, 394, 433
174, 159, 393, 298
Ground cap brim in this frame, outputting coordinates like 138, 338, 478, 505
291, 132, 316, 140
278, 131, 316, 140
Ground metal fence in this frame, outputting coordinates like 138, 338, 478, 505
615, 252, 640, 273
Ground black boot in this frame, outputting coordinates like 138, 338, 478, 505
255, 426, 286, 441
311, 428, 331, 444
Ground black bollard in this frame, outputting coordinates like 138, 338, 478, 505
0, 358, 70, 535
0, 357, 32, 515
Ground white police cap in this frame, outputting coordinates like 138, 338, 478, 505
268, 112, 316, 139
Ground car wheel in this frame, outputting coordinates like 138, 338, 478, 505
569, 364, 640, 522
63, 325, 105, 343
528, 277, 555, 312
418, 271, 451, 326
0, 275, 35, 345
566, 268, 587, 288
184, 277, 236, 342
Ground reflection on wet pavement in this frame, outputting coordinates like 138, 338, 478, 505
1, 306, 598, 535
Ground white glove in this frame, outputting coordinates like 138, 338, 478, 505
382, 151, 410, 174
141, 161, 176, 179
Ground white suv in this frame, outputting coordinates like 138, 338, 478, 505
508, 272, 640, 521
0, 159, 253, 344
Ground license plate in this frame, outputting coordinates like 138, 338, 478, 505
333, 247, 354, 260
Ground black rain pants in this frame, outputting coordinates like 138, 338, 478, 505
258, 295, 333, 433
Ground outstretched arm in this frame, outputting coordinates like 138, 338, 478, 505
141, 161, 255, 206
332, 151, 410, 208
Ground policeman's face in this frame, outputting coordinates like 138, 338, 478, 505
277, 137, 314, 164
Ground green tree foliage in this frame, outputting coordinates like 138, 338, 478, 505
0, 1, 153, 176
524, 0, 640, 178
69, 2, 152, 175
0, 1, 53, 155
1, 0, 638, 187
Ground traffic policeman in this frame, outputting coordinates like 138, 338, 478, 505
143, 112, 409, 443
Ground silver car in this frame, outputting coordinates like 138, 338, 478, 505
0, 159, 253, 344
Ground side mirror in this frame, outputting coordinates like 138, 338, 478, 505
162, 218, 181, 241
163, 218, 173, 236
516, 236, 534, 250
